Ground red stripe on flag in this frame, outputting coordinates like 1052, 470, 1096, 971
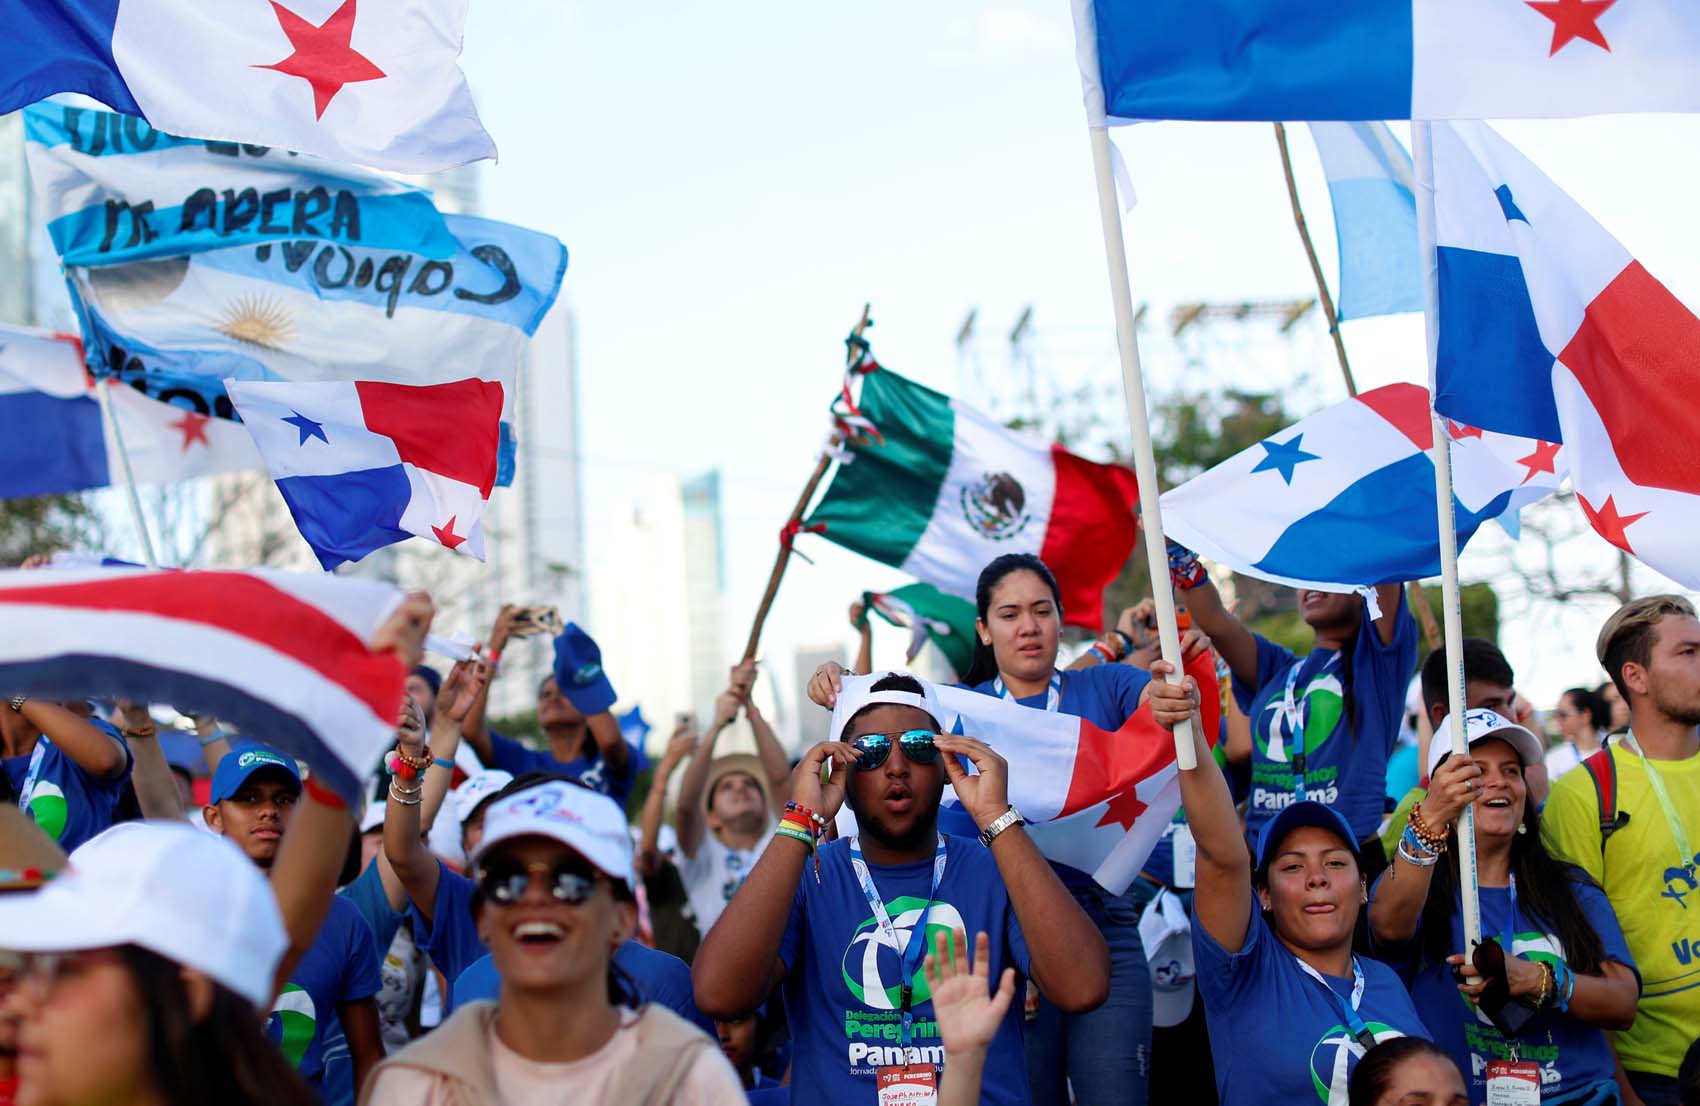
356, 379, 504, 497
1057, 648, 1222, 820
0, 574, 404, 720
1038, 446, 1138, 633
1353, 382, 1433, 451
1560, 262, 1700, 498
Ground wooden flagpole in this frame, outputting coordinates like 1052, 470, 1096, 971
1273, 122, 1442, 653
740, 305, 872, 663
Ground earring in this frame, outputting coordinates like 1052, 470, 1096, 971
1516, 823, 1527, 835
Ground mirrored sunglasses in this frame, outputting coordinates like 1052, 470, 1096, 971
852, 729, 940, 771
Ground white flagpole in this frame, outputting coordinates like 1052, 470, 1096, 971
95, 377, 160, 569
1411, 120, 1482, 954
1071, 7, 1195, 767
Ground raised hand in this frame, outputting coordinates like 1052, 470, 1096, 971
807, 660, 847, 708
924, 928, 1016, 1057
1423, 749, 1485, 829
934, 735, 1010, 830
789, 740, 859, 819
395, 693, 427, 756
1145, 660, 1201, 732
371, 592, 435, 669
435, 655, 490, 727
728, 658, 758, 703
711, 688, 742, 731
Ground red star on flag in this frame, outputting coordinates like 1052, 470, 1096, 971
432, 517, 467, 551
1577, 492, 1647, 553
1526, 0, 1617, 56
1094, 789, 1149, 833
1446, 420, 1484, 441
167, 411, 211, 452
256, 0, 387, 120
1514, 440, 1561, 485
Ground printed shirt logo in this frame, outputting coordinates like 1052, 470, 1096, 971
267, 983, 317, 1068
1662, 854, 1700, 909
24, 781, 68, 841
1258, 671, 1343, 764
959, 472, 1031, 542
238, 750, 289, 770
1457, 930, 1566, 1086
841, 895, 967, 1009
1310, 1021, 1403, 1104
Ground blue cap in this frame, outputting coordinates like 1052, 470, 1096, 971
1254, 801, 1359, 873
552, 622, 616, 715
157, 730, 203, 777
209, 744, 302, 804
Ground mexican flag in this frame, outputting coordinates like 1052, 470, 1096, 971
808, 366, 1138, 631
861, 583, 978, 681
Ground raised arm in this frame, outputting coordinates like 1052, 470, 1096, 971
676, 692, 739, 857
1149, 661, 1254, 953
639, 728, 697, 874
13, 699, 127, 780
586, 710, 629, 776
459, 604, 526, 763
382, 692, 442, 924
114, 701, 180, 819
1372, 583, 1407, 646
936, 735, 1110, 1012
268, 782, 355, 1001
732, 659, 791, 808
192, 713, 232, 775
1367, 754, 1480, 946
851, 600, 874, 677
693, 740, 858, 1018
1167, 545, 1259, 688
418, 657, 487, 835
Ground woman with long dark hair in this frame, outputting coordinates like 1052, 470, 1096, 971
1170, 542, 1416, 880
1348, 1038, 1467, 1106
1547, 686, 1612, 782
1368, 710, 1640, 1105
0, 821, 319, 1106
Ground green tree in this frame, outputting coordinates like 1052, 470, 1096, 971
0, 495, 104, 566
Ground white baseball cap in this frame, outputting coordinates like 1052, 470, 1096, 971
0, 821, 285, 1008
1427, 708, 1546, 779
1138, 888, 1196, 1028
471, 780, 634, 891
829, 670, 946, 743
452, 769, 515, 826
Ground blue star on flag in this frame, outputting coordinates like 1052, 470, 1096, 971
1251, 434, 1320, 485
1495, 185, 1529, 224
283, 410, 328, 446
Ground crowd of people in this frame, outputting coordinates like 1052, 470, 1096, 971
2, 550, 1699, 1106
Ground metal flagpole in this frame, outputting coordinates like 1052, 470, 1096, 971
1084, 124, 1196, 768
95, 376, 159, 569
1412, 120, 1482, 954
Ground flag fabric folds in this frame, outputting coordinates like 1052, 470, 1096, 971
1429, 121, 1700, 588
832, 648, 1221, 894
0, 325, 260, 499
1161, 383, 1563, 592
1074, 0, 1700, 122
806, 365, 1137, 632
1307, 122, 1421, 321
3, 0, 495, 172
227, 377, 503, 570
24, 103, 455, 268
862, 583, 979, 682
0, 566, 406, 802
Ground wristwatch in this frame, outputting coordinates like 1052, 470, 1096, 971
978, 806, 1026, 847
8, 695, 25, 713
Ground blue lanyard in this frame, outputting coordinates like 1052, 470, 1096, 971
1281, 652, 1339, 801
994, 670, 1062, 713
848, 835, 949, 1048
1499, 876, 1519, 953
1295, 955, 1377, 1050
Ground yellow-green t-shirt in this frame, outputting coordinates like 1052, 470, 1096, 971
1542, 744, 1700, 1078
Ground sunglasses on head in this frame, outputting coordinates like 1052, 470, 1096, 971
851, 729, 940, 771
476, 858, 601, 906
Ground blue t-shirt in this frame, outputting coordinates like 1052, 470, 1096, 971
779, 834, 1033, 1106
1234, 592, 1417, 841
267, 894, 382, 1096
1194, 903, 1429, 1106
413, 860, 483, 983
1374, 875, 1639, 1102
449, 944, 716, 1037
340, 857, 407, 954
486, 727, 645, 807
4, 724, 132, 852
942, 664, 1153, 886
1385, 742, 1420, 804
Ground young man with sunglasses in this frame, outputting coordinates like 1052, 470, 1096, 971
693, 672, 1110, 1106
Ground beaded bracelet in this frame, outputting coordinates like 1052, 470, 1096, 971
1407, 802, 1449, 853
392, 745, 432, 773
1396, 836, 1440, 868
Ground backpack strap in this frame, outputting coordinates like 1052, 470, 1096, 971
1581, 747, 1630, 852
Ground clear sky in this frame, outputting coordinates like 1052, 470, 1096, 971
453, 1, 1700, 713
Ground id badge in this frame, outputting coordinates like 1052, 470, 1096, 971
1484, 1060, 1541, 1106
1172, 824, 1197, 889
876, 1063, 938, 1106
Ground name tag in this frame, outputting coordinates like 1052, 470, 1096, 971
876, 1063, 937, 1106
1484, 1060, 1541, 1106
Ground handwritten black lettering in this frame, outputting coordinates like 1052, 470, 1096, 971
455, 245, 521, 306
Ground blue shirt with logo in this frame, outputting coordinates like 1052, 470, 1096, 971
779, 834, 1034, 1106
4, 723, 132, 852
340, 857, 407, 954
1194, 902, 1429, 1106
486, 727, 644, 807
1373, 874, 1638, 1103
941, 663, 1152, 887
267, 894, 382, 1097
449, 945, 715, 1037
1234, 592, 1417, 843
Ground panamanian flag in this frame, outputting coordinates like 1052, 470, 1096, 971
1073, 0, 1700, 122
1430, 121, 1700, 590
1160, 383, 1563, 592
227, 377, 501, 571
3, 0, 494, 172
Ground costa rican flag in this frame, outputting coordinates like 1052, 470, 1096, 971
0, 567, 407, 802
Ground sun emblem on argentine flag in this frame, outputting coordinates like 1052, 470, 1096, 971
959, 471, 1031, 541
216, 294, 295, 351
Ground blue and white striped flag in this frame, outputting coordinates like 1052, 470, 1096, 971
1307, 122, 1421, 322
